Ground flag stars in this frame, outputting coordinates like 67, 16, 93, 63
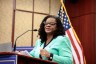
65, 15, 66, 18
64, 19, 66, 21
64, 21, 66, 24
58, 6, 71, 31
66, 22, 69, 25
66, 25, 68, 29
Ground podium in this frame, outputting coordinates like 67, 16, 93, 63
0, 52, 57, 64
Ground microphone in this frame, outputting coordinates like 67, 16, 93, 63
13, 29, 38, 51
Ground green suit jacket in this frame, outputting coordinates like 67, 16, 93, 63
30, 35, 73, 64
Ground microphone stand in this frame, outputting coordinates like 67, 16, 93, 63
13, 29, 38, 51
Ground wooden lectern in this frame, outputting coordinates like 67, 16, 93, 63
0, 52, 57, 64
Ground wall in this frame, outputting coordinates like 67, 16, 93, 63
65, 0, 96, 64
0, 0, 13, 43
0, 0, 61, 46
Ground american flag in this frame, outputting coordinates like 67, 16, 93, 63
58, 1, 85, 64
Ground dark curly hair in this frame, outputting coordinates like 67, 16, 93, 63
38, 15, 65, 43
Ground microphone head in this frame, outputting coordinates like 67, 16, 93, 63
33, 29, 38, 31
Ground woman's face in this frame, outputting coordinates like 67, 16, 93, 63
44, 17, 57, 35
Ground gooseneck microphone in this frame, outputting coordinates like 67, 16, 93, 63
13, 29, 38, 51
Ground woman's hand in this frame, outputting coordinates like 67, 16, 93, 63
40, 49, 50, 58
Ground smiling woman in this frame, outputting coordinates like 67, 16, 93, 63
44, 17, 57, 35
29, 15, 73, 64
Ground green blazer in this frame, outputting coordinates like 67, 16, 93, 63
30, 35, 73, 64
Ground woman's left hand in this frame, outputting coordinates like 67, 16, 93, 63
40, 49, 50, 58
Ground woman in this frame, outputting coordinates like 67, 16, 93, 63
30, 15, 73, 64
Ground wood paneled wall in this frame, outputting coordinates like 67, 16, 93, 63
65, 0, 96, 64
0, 0, 61, 46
